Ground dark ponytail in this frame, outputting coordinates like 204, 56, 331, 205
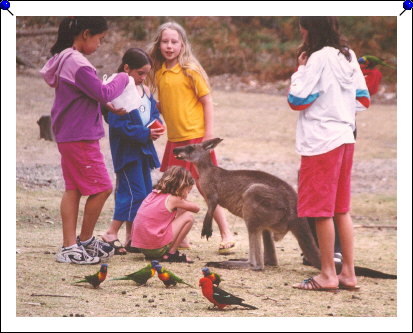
117, 48, 153, 73
50, 16, 108, 55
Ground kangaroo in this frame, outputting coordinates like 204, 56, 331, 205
173, 138, 321, 271
173, 138, 397, 279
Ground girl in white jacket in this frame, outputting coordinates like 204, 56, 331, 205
289, 17, 370, 292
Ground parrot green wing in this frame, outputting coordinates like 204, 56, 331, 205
127, 265, 154, 285
74, 272, 100, 287
364, 55, 395, 69
164, 268, 194, 288
111, 264, 153, 285
213, 272, 222, 285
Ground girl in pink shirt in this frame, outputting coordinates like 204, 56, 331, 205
131, 166, 199, 263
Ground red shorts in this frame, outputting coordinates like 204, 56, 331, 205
298, 144, 354, 218
160, 138, 218, 179
57, 140, 113, 196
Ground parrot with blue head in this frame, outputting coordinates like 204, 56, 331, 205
358, 55, 395, 69
74, 263, 108, 288
199, 277, 258, 310
202, 267, 222, 286
154, 264, 194, 288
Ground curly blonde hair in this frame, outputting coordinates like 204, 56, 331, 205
154, 166, 195, 198
147, 21, 210, 94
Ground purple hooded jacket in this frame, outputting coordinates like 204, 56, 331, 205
40, 48, 129, 143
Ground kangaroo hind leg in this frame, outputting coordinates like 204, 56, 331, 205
263, 230, 278, 266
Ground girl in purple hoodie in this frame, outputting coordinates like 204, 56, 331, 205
40, 17, 129, 265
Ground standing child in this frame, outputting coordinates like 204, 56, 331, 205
147, 21, 235, 254
40, 17, 130, 264
288, 17, 370, 291
131, 166, 199, 263
100, 48, 165, 254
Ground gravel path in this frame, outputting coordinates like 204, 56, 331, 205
16, 158, 396, 196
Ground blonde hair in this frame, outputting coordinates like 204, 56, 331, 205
154, 166, 195, 198
147, 21, 210, 94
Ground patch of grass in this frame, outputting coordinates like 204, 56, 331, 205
352, 194, 397, 226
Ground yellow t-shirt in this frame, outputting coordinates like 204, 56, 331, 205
156, 63, 210, 142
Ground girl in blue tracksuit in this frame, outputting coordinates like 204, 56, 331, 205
101, 48, 165, 254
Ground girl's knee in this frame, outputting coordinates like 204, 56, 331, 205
183, 211, 194, 223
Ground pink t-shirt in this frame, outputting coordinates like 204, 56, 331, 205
131, 191, 177, 249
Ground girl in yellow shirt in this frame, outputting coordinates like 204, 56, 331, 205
148, 21, 235, 254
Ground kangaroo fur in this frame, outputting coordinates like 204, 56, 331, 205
173, 138, 396, 279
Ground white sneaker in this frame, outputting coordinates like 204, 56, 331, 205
334, 252, 343, 263
79, 236, 115, 260
56, 244, 100, 265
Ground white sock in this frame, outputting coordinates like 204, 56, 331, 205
79, 236, 93, 246
63, 244, 78, 250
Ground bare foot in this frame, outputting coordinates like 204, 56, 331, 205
337, 274, 358, 288
101, 232, 118, 243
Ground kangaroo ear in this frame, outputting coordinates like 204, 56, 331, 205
202, 138, 223, 150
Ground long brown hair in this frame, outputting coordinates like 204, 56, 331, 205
154, 166, 194, 198
298, 17, 351, 62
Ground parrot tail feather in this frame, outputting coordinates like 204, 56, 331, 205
109, 277, 129, 281
240, 302, 258, 310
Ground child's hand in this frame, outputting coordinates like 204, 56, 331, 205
150, 127, 165, 141
106, 102, 127, 116
298, 52, 308, 66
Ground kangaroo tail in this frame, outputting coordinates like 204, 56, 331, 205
289, 217, 321, 269
240, 302, 258, 310
354, 266, 397, 279
335, 262, 397, 279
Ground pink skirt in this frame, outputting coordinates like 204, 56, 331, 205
160, 138, 218, 179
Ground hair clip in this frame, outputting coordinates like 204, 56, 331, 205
68, 16, 77, 30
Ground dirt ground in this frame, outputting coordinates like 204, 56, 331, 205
12, 74, 399, 323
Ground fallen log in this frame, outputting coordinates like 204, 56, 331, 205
17, 28, 58, 37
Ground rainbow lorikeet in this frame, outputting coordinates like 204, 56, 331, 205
154, 265, 194, 288
199, 277, 258, 310
110, 260, 159, 286
358, 55, 395, 69
202, 267, 222, 286
74, 263, 108, 288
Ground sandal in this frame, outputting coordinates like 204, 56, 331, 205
125, 240, 141, 253
293, 277, 339, 292
103, 239, 127, 255
218, 241, 236, 255
161, 250, 194, 264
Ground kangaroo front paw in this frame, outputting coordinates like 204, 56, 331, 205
201, 226, 213, 239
